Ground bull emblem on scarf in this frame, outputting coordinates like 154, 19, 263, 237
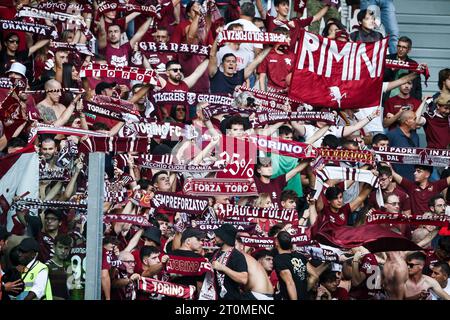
187, 92, 196, 105
329, 86, 347, 109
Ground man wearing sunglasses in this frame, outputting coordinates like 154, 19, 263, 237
404, 251, 450, 300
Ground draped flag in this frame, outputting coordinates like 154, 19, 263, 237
0, 144, 39, 231
289, 30, 388, 109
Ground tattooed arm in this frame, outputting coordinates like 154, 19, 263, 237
37, 104, 58, 124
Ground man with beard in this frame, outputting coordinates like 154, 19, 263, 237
36, 80, 81, 126
40, 137, 57, 168
46, 234, 72, 300
16, 237, 53, 300
38, 210, 63, 263
211, 224, 248, 300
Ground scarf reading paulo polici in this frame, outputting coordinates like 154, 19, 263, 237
373, 146, 450, 167
218, 203, 298, 224
138, 277, 196, 299
289, 30, 388, 109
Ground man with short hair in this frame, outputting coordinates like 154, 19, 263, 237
386, 110, 419, 180
137, 245, 167, 300
144, 27, 177, 73
151, 170, 175, 193
350, 9, 383, 43
388, 164, 450, 214
316, 269, 349, 300
211, 224, 248, 300
111, 251, 140, 300
384, 36, 422, 100
273, 231, 310, 300
217, 24, 253, 74
383, 76, 422, 130
371, 133, 389, 149
38, 210, 63, 263
431, 262, 450, 300
405, 251, 450, 300
46, 234, 73, 300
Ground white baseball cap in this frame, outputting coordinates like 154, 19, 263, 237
6, 62, 26, 78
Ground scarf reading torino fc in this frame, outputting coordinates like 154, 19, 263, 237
138, 42, 211, 57
289, 30, 388, 109
80, 63, 159, 86
118, 120, 190, 141
366, 210, 450, 227
138, 277, 196, 299
0, 20, 57, 39
385, 59, 430, 85
218, 203, 298, 224
374, 146, 450, 168
82, 99, 140, 123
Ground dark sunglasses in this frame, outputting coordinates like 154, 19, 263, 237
407, 263, 421, 268
168, 68, 183, 73
8, 39, 19, 44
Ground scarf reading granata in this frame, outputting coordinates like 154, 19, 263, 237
138, 42, 210, 57
0, 19, 57, 39
80, 63, 159, 86
193, 221, 258, 234
138, 277, 196, 299
374, 146, 450, 168
366, 210, 450, 227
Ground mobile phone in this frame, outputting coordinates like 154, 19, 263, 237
402, 105, 411, 110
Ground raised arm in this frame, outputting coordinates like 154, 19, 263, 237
130, 17, 154, 48
415, 96, 431, 127
312, 5, 330, 23
28, 39, 50, 56
184, 58, 210, 89
349, 183, 373, 212
244, 47, 271, 80
53, 95, 82, 127
286, 160, 310, 181
343, 109, 380, 137
279, 269, 297, 300
208, 38, 219, 78
386, 72, 418, 92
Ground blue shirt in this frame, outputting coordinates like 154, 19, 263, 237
387, 126, 419, 181
209, 69, 245, 95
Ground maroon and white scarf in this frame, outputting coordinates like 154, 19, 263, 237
385, 59, 430, 85
118, 121, 189, 141
11, 198, 87, 212
218, 203, 298, 223
31, 123, 109, 138
80, 63, 159, 86
49, 41, 94, 56
152, 91, 233, 106
82, 99, 139, 123
39, 166, 71, 181
23, 88, 85, 95
209, 248, 234, 299
250, 111, 337, 128
165, 255, 212, 276
98, 1, 162, 19
78, 136, 149, 153
183, 178, 258, 196
138, 42, 210, 57
103, 214, 152, 227
240, 232, 312, 248
17, 6, 94, 42
139, 159, 225, 173
238, 85, 305, 111
366, 210, 450, 227
138, 277, 196, 299
374, 146, 450, 168
202, 105, 251, 120
247, 135, 316, 159
93, 95, 139, 115
217, 31, 289, 46
151, 192, 209, 215
0, 19, 57, 39
297, 245, 340, 262
193, 221, 257, 234
37, 1, 92, 13
317, 148, 375, 165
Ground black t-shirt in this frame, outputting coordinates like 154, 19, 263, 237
274, 251, 308, 300
209, 69, 245, 95
214, 248, 248, 300
166, 249, 205, 298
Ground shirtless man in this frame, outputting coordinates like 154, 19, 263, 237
37, 79, 80, 126
235, 238, 274, 300
404, 251, 450, 300
382, 251, 408, 300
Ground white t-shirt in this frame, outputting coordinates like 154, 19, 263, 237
225, 19, 263, 56
303, 124, 345, 148
217, 45, 253, 72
